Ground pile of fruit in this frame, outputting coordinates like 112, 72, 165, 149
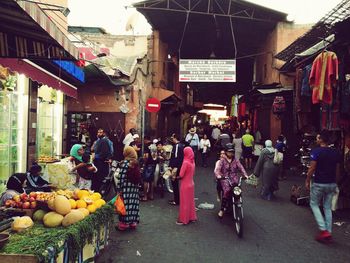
37, 156, 59, 163
4, 192, 53, 209
34, 189, 106, 228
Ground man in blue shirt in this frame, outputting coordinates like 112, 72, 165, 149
91, 128, 113, 192
306, 130, 340, 243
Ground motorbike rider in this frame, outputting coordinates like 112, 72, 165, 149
214, 143, 248, 218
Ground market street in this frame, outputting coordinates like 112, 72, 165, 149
97, 160, 350, 263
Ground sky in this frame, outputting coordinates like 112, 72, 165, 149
67, 0, 342, 35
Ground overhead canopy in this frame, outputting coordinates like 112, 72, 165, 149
84, 64, 130, 87
151, 87, 181, 102
275, 0, 350, 62
134, 0, 287, 58
0, 58, 78, 98
257, 87, 293, 94
134, 0, 287, 102
0, 0, 78, 60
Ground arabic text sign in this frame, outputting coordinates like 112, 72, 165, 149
179, 59, 236, 82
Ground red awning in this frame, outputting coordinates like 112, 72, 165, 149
0, 0, 78, 60
0, 58, 77, 98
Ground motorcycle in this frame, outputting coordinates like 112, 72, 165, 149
220, 176, 245, 238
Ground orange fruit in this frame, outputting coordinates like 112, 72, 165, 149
91, 193, 102, 201
87, 204, 97, 213
69, 199, 77, 209
76, 200, 87, 209
77, 190, 89, 200
94, 199, 106, 208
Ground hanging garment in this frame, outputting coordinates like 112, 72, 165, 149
238, 102, 246, 117
301, 64, 312, 97
309, 51, 339, 105
320, 88, 340, 130
341, 80, 350, 115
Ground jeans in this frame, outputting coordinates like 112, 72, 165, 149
310, 183, 337, 233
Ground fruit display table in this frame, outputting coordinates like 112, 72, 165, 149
0, 205, 114, 263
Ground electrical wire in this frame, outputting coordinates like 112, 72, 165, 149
178, 11, 190, 59
229, 16, 238, 59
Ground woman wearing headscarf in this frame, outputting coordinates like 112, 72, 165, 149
116, 146, 141, 231
215, 143, 248, 218
67, 144, 87, 188
252, 140, 280, 200
176, 147, 197, 225
0, 173, 27, 205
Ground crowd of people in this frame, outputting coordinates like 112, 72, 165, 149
0, 123, 341, 243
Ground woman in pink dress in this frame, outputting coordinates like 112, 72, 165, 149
176, 147, 197, 225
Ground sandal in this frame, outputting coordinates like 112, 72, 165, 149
141, 197, 148, 201
168, 200, 177, 205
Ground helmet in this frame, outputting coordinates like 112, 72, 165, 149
225, 143, 234, 152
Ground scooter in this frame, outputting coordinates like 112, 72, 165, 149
220, 176, 245, 238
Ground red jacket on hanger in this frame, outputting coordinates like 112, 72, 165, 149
309, 51, 338, 105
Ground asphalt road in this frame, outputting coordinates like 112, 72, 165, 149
97, 158, 350, 263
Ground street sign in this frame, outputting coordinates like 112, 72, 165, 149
179, 59, 236, 82
145, 98, 161, 113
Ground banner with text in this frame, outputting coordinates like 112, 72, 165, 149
179, 59, 236, 82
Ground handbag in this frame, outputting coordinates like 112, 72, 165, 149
110, 193, 126, 216
273, 150, 283, 165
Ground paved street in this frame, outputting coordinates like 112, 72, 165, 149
97, 158, 350, 263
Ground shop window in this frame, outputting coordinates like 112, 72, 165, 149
0, 72, 29, 193
37, 85, 63, 159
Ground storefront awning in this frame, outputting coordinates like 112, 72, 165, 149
0, 58, 77, 98
0, 0, 78, 60
257, 87, 293, 94
151, 87, 181, 102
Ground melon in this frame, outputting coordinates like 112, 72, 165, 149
54, 195, 71, 215
33, 209, 47, 222
62, 210, 85, 227
43, 211, 64, 227
12, 216, 34, 232
77, 208, 89, 217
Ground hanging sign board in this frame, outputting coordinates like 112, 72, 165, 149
179, 59, 236, 82
145, 98, 161, 113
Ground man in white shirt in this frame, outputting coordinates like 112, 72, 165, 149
123, 128, 137, 146
211, 126, 221, 145
185, 128, 200, 162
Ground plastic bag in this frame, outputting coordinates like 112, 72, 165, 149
246, 174, 259, 187
110, 193, 126, 216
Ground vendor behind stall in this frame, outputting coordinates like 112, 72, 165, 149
0, 173, 27, 205
26, 163, 51, 192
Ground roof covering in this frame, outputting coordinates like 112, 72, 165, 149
275, 0, 350, 62
134, 0, 287, 101
134, 0, 287, 58
84, 64, 130, 87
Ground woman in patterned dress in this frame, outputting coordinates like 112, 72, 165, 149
117, 146, 141, 231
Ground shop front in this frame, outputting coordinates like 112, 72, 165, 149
275, 3, 350, 208
0, 67, 29, 193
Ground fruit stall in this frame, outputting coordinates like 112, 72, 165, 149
0, 190, 114, 263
